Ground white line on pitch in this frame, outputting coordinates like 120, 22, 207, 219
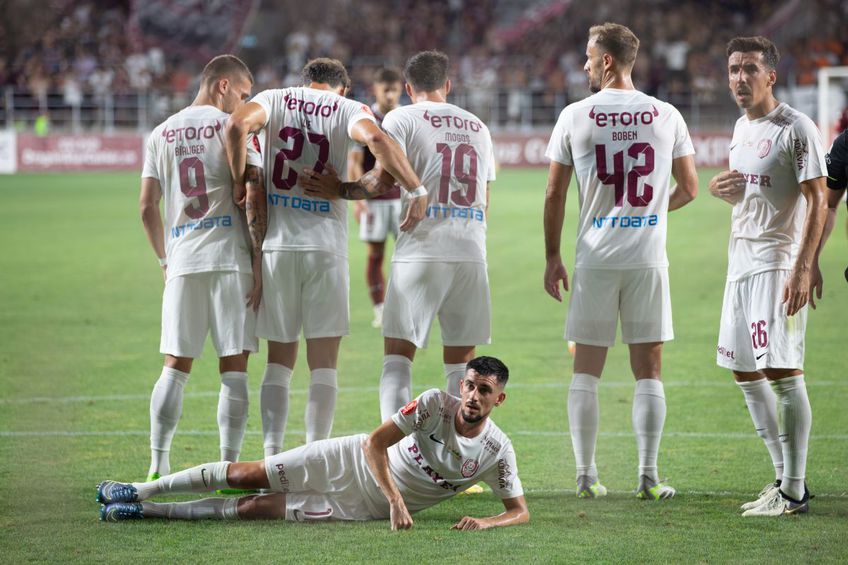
2, 429, 847, 441
524, 488, 848, 499
3, 379, 846, 405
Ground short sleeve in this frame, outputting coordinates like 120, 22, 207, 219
345, 100, 377, 140
381, 109, 407, 154
789, 116, 827, 184
671, 108, 695, 159
478, 442, 524, 499
246, 132, 263, 168
545, 108, 572, 166
141, 130, 159, 180
826, 131, 848, 190
249, 90, 274, 128
390, 389, 442, 435
486, 135, 497, 182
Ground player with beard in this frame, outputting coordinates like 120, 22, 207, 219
96, 356, 529, 531
348, 68, 405, 328
709, 37, 828, 516
543, 23, 698, 500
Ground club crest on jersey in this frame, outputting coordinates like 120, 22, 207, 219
401, 400, 418, 415
588, 105, 658, 127
461, 459, 479, 478
757, 139, 772, 158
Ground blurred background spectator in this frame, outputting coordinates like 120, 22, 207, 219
0, 0, 846, 132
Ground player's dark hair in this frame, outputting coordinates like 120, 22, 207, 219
302, 58, 350, 88
726, 36, 780, 69
466, 356, 509, 387
201, 54, 253, 87
588, 22, 640, 68
404, 50, 449, 93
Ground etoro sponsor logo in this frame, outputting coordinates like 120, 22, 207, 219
589, 105, 659, 127
283, 94, 339, 117
161, 120, 222, 143
421, 110, 483, 132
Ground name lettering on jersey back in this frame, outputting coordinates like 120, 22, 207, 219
171, 215, 232, 238
592, 214, 658, 229
268, 193, 331, 214
737, 172, 772, 187
161, 121, 222, 144
422, 110, 482, 133
589, 105, 659, 128
283, 94, 339, 118
406, 442, 461, 492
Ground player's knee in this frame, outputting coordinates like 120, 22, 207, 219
227, 461, 266, 488
237, 493, 286, 520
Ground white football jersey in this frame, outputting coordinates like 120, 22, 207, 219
248, 87, 376, 256
382, 102, 496, 263
142, 105, 251, 279
546, 89, 694, 269
726, 103, 827, 281
385, 388, 523, 513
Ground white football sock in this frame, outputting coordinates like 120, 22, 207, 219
141, 498, 239, 520
771, 375, 811, 500
568, 373, 600, 479
261, 363, 292, 457
133, 461, 230, 500
217, 371, 249, 462
305, 368, 337, 443
379, 355, 413, 421
632, 378, 666, 482
148, 366, 190, 476
444, 363, 466, 398
737, 378, 784, 481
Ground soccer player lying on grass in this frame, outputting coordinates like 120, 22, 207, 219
96, 356, 529, 531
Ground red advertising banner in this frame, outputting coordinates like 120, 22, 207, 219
16, 134, 144, 172
492, 132, 733, 169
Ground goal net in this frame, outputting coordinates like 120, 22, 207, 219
818, 65, 848, 147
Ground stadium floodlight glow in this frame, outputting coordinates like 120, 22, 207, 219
817, 65, 848, 146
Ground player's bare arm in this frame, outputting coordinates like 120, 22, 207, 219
708, 170, 747, 204
300, 162, 395, 201
668, 154, 699, 211
140, 177, 166, 281
349, 119, 427, 232
818, 187, 845, 254
225, 101, 267, 207
543, 161, 573, 301
452, 495, 529, 531
362, 419, 412, 531
244, 164, 266, 311
784, 176, 828, 314
347, 148, 368, 223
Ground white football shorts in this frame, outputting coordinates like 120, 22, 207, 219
264, 434, 388, 522
257, 250, 349, 342
359, 199, 401, 243
565, 267, 673, 347
716, 269, 806, 372
160, 271, 258, 359
383, 261, 491, 349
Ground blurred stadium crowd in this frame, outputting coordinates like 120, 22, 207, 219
1, 0, 846, 130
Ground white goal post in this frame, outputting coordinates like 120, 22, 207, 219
817, 65, 848, 146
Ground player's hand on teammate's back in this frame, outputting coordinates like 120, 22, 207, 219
544, 258, 569, 302
389, 499, 413, 530
399, 193, 427, 232
709, 170, 746, 204
300, 164, 342, 200
452, 516, 489, 531
783, 267, 812, 316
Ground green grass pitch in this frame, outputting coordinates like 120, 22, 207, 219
1, 168, 846, 562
